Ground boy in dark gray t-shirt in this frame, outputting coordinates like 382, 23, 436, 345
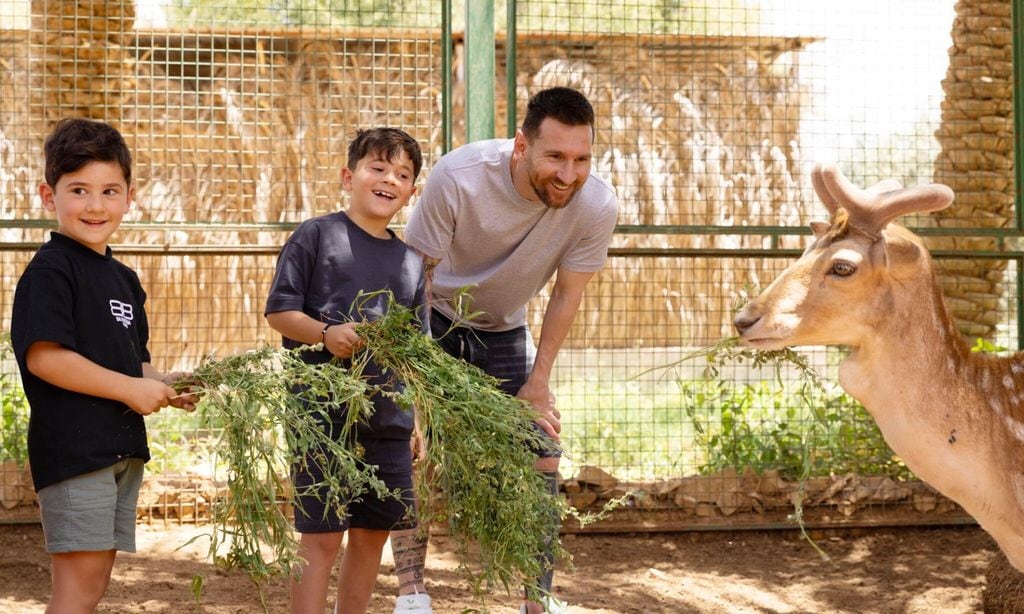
264, 128, 428, 613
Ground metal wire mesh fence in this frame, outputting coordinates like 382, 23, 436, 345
0, 0, 1018, 531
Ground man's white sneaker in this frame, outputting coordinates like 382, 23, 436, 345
519, 596, 568, 614
393, 592, 433, 614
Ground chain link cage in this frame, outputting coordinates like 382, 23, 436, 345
0, 0, 1017, 531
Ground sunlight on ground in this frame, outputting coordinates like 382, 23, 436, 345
0, 599, 45, 614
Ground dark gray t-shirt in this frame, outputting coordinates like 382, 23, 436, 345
404, 138, 618, 332
265, 211, 426, 440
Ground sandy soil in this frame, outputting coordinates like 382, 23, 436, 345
0, 522, 997, 613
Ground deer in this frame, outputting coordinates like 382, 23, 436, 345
734, 163, 1024, 574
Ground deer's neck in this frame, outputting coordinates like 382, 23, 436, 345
836, 270, 1024, 539
838, 271, 970, 414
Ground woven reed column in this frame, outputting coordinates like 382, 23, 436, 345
30, 0, 137, 123
931, 0, 1015, 339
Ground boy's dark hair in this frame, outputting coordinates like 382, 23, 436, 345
521, 87, 595, 141
347, 128, 423, 180
44, 118, 132, 187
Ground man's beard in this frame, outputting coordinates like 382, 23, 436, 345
529, 174, 581, 209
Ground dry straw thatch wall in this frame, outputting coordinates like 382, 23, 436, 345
1, 13, 816, 360
505, 34, 814, 347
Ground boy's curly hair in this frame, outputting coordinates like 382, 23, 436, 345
44, 118, 132, 187
347, 128, 423, 180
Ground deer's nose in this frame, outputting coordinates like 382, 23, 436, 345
734, 314, 760, 335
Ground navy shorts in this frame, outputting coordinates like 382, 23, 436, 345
292, 438, 415, 533
430, 309, 560, 459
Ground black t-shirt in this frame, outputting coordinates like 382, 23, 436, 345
265, 211, 426, 440
11, 232, 152, 491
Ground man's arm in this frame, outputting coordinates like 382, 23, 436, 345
419, 253, 441, 311
25, 341, 175, 416
517, 267, 595, 439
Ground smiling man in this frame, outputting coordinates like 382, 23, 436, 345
394, 87, 618, 614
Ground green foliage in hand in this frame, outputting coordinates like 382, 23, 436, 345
355, 292, 565, 605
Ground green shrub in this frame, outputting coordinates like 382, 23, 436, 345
0, 334, 29, 464
682, 380, 909, 480
558, 340, 910, 482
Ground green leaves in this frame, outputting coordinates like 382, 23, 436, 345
673, 338, 908, 480
184, 345, 389, 584
356, 298, 566, 605
186, 292, 567, 606
0, 334, 29, 465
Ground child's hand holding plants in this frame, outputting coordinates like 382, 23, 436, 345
323, 321, 363, 358
164, 372, 200, 412
123, 377, 175, 416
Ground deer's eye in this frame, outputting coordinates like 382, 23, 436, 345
831, 261, 857, 277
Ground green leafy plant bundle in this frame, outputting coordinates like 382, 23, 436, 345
183, 294, 566, 606
355, 299, 566, 603
181, 345, 390, 583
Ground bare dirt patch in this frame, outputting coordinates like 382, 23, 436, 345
0, 522, 996, 613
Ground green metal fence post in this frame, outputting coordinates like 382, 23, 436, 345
506, 0, 517, 138
442, 0, 453, 153
465, 0, 495, 142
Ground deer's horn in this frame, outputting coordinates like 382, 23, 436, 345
818, 163, 954, 237
812, 164, 906, 218
811, 163, 840, 217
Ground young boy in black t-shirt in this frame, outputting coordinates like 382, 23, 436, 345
264, 127, 431, 613
10, 118, 197, 613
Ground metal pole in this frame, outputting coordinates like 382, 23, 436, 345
464, 0, 495, 142
441, 0, 453, 153
1012, 0, 1023, 346
1014, 0, 1023, 232
506, 0, 517, 138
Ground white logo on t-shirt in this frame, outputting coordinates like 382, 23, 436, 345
109, 300, 134, 328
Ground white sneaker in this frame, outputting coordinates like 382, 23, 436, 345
393, 592, 433, 614
519, 596, 568, 614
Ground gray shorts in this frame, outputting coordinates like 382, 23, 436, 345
37, 458, 145, 554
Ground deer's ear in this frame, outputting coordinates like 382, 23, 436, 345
878, 228, 925, 280
810, 221, 830, 238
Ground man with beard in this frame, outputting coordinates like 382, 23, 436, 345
390, 87, 618, 614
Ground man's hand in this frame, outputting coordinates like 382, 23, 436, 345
410, 423, 427, 462
324, 322, 363, 359
517, 380, 561, 440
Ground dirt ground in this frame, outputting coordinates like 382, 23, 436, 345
0, 522, 998, 613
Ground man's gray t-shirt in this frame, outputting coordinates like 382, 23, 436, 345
404, 138, 618, 332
